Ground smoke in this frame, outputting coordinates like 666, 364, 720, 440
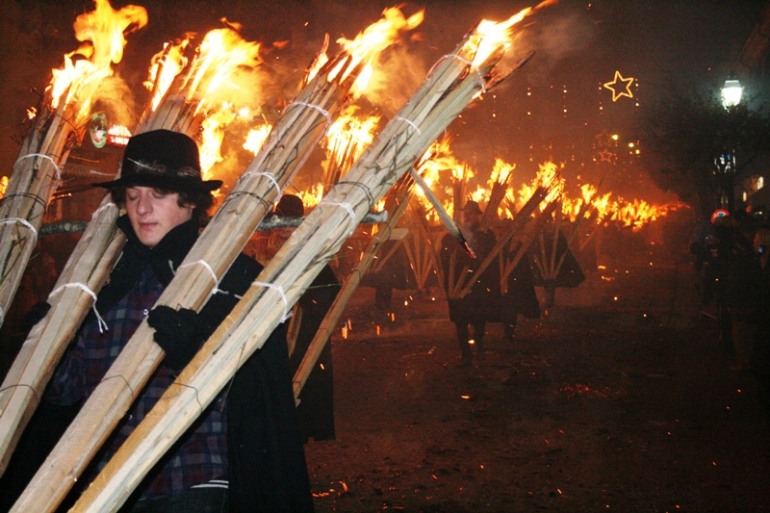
90, 75, 138, 129
360, 43, 430, 117
514, 8, 596, 87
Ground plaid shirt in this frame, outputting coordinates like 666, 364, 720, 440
48, 266, 227, 500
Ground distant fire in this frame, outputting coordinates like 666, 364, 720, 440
30, 0, 683, 241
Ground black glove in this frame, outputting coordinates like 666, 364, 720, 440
21, 302, 51, 334
147, 305, 210, 371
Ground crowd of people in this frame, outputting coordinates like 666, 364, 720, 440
439, 200, 542, 367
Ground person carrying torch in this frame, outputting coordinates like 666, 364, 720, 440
27, 130, 313, 513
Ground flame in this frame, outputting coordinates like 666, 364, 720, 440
462, 0, 558, 68
181, 27, 262, 114
414, 138, 468, 222
332, 6, 424, 95
199, 107, 237, 181
243, 124, 272, 155
48, 0, 147, 123
144, 36, 192, 111
323, 105, 380, 187
305, 34, 331, 84
296, 184, 325, 209
0, 176, 8, 199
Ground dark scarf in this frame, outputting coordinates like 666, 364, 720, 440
95, 215, 199, 314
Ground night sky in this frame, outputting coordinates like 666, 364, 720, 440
1, 0, 767, 202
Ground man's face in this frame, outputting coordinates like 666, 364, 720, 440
125, 186, 194, 248
461, 210, 481, 230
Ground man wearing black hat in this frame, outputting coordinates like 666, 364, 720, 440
439, 200, 499, 367
41, 130, 313, 512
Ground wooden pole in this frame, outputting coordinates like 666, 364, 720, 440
293, 173, 414, 399
0, 195, 123, 477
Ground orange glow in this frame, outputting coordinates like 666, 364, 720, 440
243, 124, 272, 155
333, 6, 424, 95
144, 37, 192, 111
181, 28, 262, 114
48, 0, 147, 123
323, 105, 380, 187
296, 184, 325, 209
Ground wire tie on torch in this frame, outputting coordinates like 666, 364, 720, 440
48, 282, 108, 333
179, 259, 223, 295
0, 383, 40, 402
100, 374, 135, 398
15, 153, 62, 180
287, 100, 332, 127
320, 200, 357, 235
170, 383, 205, 413
251, 281, 291, 322
394, 116, 422, 135
0, 217, 39, 241
337, 181, 375, 209
241, 171, 282, 200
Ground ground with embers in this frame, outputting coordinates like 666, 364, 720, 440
304, 253, 770, 513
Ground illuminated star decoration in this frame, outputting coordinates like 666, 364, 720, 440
603, 70, 635, 102
598, 149, 615, 163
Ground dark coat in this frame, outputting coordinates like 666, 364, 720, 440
440, 228, 499, 323
498, 253, 540, 322
288, 264, 340, 443
0, 216, 314, 513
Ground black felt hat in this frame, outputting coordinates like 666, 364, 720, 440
274, 194, 305, 218
93, 129, 222, 191
461, 200, 482, 214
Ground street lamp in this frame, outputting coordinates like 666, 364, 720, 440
721, 75, 743, 108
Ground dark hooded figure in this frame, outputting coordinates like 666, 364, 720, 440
440, 200, 499, 367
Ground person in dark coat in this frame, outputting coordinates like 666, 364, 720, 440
440, 200, 499, 366
268, 194, 340, 443
9, 130, 313, 513
499, 242, 540, 342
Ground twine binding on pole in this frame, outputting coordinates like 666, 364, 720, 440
251, 281, 291, 322
48, 282, 108, 333
178, 260, 222, 296
287, 100, 332, 127
15, 153, 62, 180
241, 171, 283, 202
0, 218, 40, 242
320, 200, 357, 235
393, 116, 422, 134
